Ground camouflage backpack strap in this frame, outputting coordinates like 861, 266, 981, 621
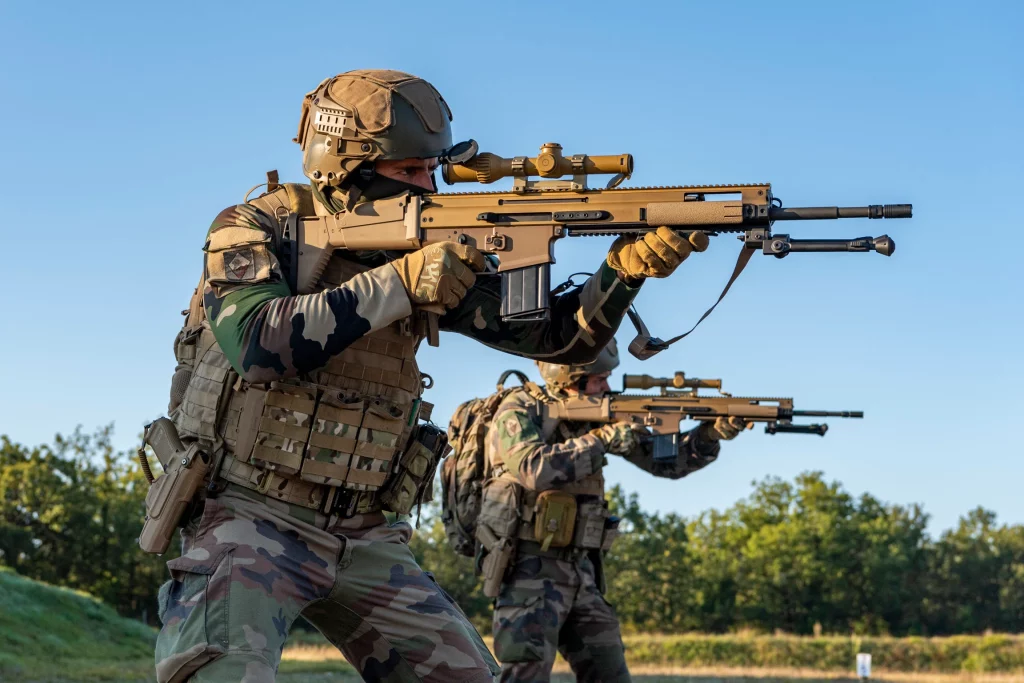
246, 175, 315, 292
496, 369, 529, 392
523, 380, 551, 405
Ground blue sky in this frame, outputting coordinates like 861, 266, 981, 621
1, 1, 1020, 532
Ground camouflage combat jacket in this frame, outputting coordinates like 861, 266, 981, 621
168, 183, 641, 516
481, 384, 719, 550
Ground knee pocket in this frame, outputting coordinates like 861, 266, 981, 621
492, 594, 555, 663
155, 551, 234, 683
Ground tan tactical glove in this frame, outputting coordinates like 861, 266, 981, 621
606, 226, 709, 280
390, 242, 485, 310
700, 416, 749, 442
590, 422, 642, 456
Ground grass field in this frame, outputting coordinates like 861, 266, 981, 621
3, 567, 1024, 682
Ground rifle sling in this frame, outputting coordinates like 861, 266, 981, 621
627, 245, 756, 360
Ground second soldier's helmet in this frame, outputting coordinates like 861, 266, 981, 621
536, 338, 620, 390
294, 69, 466, 199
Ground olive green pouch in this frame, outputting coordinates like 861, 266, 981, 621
534, 490, 577, 551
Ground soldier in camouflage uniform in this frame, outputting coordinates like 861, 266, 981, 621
154, 69, 709, 683
482, 340, 746, 683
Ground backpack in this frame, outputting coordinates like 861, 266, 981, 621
441, 370, 530, 557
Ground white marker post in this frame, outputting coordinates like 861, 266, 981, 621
856, 653, 872, 681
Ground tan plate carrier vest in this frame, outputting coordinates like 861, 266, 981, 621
167, 182, 431, 516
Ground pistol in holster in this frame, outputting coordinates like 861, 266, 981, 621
476, 523, 514, 599
138, 418, 210, 555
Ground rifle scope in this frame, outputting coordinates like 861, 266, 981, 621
622, 373, 722, 392
442, 142, 633, 184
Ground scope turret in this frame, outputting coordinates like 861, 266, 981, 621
622, 372, 722, 392
442, 142, 633, 185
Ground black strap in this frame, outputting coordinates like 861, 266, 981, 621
497, 369, 530, 391
279, 212, 300, 293
628, 245, 756, 360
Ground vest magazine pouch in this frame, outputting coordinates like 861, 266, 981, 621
380, 423, 449, 516
248, 382, 317, 477
479, 478, 521, 539
302, 394, 402, 491
139, 444, 210, 555
601, 515, 622, 552
534, 490, 578, 550
574, 500, 608, 549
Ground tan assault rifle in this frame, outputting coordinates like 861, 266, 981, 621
544, 371, 863, 462
292, 142, 911, 358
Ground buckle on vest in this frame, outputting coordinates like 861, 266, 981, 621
255, 470, 275, 494
323, 488, 357, 519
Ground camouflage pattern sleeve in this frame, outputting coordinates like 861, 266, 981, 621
439, 262, 639, 364
619, 426, 720, 480
489, 391, 606, 491
202, 204, 412, 383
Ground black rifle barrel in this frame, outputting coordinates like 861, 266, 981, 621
791, 410, 864, 418
769, 204, 912, 220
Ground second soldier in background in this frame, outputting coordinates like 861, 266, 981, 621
452, 340, 747, 683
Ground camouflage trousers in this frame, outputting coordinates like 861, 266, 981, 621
154, 488, 498, 683
492, 550, 628, 683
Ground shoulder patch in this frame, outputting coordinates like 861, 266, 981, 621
222, 248, 257, 281
204, 204, 280, 287
503, 416, 522, 437
206, 243, 274, 284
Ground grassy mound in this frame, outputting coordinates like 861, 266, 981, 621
0, 567, 156, 681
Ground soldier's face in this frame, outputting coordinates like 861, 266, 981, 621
375, 157, 440, 191
581, 372, 612, 396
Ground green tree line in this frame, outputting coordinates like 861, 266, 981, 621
413, 478, 1024, 636
2, 428, 1022, 636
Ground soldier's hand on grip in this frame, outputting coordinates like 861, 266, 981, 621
606, 226, 709, 280
701, 416, 748, 442
589, 421, 642, 456
391, 242, 486, 310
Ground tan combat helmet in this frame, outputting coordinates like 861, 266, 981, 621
536, 338, 620, 391
294, 69, 476, 208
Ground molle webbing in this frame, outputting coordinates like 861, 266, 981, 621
312, 253, 422, 397
316, 338, 421, 396
515, 472, 606, 517
219, 457, 381, 514
173, 329, 235, 444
